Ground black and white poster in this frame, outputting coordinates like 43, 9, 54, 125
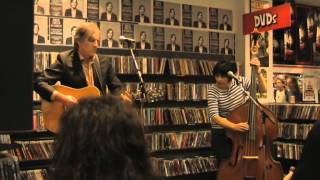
163, 2, 181, 26
99, 0, 119, 21
34, 0, 49, 15
153, 0, 164, 24
121, 23, 134, 48
49, 17, 64, 44
192, 6, 208, 29
134, 25, 152, 49
153, 27, 165, 50
100, 22, 121, 48
182, 30, 193, 52
219, 33, 234, 55
193, 31, 209, 53
62, 0, 85, 18
63, 18, 85, 46
218, 9, 232, 31
209, 32, 219, 54
209, 8, 218, 29
182, 4, 192, 27
50, 0, 63, 16
165, 28, 182, 52
87, 0, 100, 20
133, 0, 151, 23
34, 16, 48, 45
122, 0, 133, 22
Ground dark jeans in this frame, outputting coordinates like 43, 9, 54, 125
212, 128, 232, 166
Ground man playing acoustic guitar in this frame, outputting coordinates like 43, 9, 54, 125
34, 22, 130, 132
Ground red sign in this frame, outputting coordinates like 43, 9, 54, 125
243, 3, 291, 35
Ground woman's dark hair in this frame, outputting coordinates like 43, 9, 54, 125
50, 95, 156, 180
212, 60, 237, 83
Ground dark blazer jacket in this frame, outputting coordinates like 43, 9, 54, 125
101, 39, 119, 48
64, 8, 83, 18
166, 44, 180, 51
194, 46, 208, 53
34, 49, 123, 101
219, 23, 232, 31
220, 48, 233, 55
65, 37, 73, 45
165, 18, 179, 25
134, 15, 150, 23
193, 21, 207, 28
135, 41, 151, 49
100, 12, 117, 21
37, 35, 45, 44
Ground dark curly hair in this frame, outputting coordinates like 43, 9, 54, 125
50, 95, 156, 180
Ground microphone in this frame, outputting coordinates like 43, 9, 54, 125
227, 71, 240, 84
119, 35, 136, 43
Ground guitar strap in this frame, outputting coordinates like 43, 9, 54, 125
93, 54, 106, 95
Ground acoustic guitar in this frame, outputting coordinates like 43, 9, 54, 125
41, 85, 100, 133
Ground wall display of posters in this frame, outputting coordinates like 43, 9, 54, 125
99, 0, 119, 22
62, 0, 85, 18
219, 33, 235, 55
87, 0, 100, 20
34, 16, 48, 45
134, 25, 153, 50
193, 31, 209, 54
63, 18, 85, 46
35, 0, 235, 55
49, 17, 64, 44
165, 28, 182, 52
218, 9, 232, 31
132, 0, 151, 23
100, 22, 121, 48
50, 0, 63, 16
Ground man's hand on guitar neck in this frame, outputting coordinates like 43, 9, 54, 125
52, 90, 78, 106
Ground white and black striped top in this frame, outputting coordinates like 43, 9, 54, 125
208, 76, 250, 129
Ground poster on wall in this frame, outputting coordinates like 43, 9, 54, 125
182, 30, 193, 52
87, 0, 99, 20
62, 0, 85, 18
209, 32, 219, 54
121, 23, 134, 48
303, 74, 317, 102
50, 0, 63, 16
134, 25, 153, 50
163, 2, 181, 26
218, 9, 232, 31
34, 0, 49, 15
192, 6, 208, 29
153, 27, 165, 50
255, 31, 269, 67
49, 17, 64, 44
100, 22, 121, 48
209, 8, 218, 29
99, 0, 119, 22
133, 0, 151, 23
182, 4, 192, 27
219, 33, 235, 55
153, 0, 164, 24
193, 31, 209, 54
63, 18, 85, 46
122, 0, 133, 22
165, 28, 182, 52
34, 16, 48, 45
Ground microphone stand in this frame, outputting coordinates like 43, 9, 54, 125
127, 41, 147, 116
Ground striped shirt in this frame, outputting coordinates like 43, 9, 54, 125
208, 76, 250, 128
